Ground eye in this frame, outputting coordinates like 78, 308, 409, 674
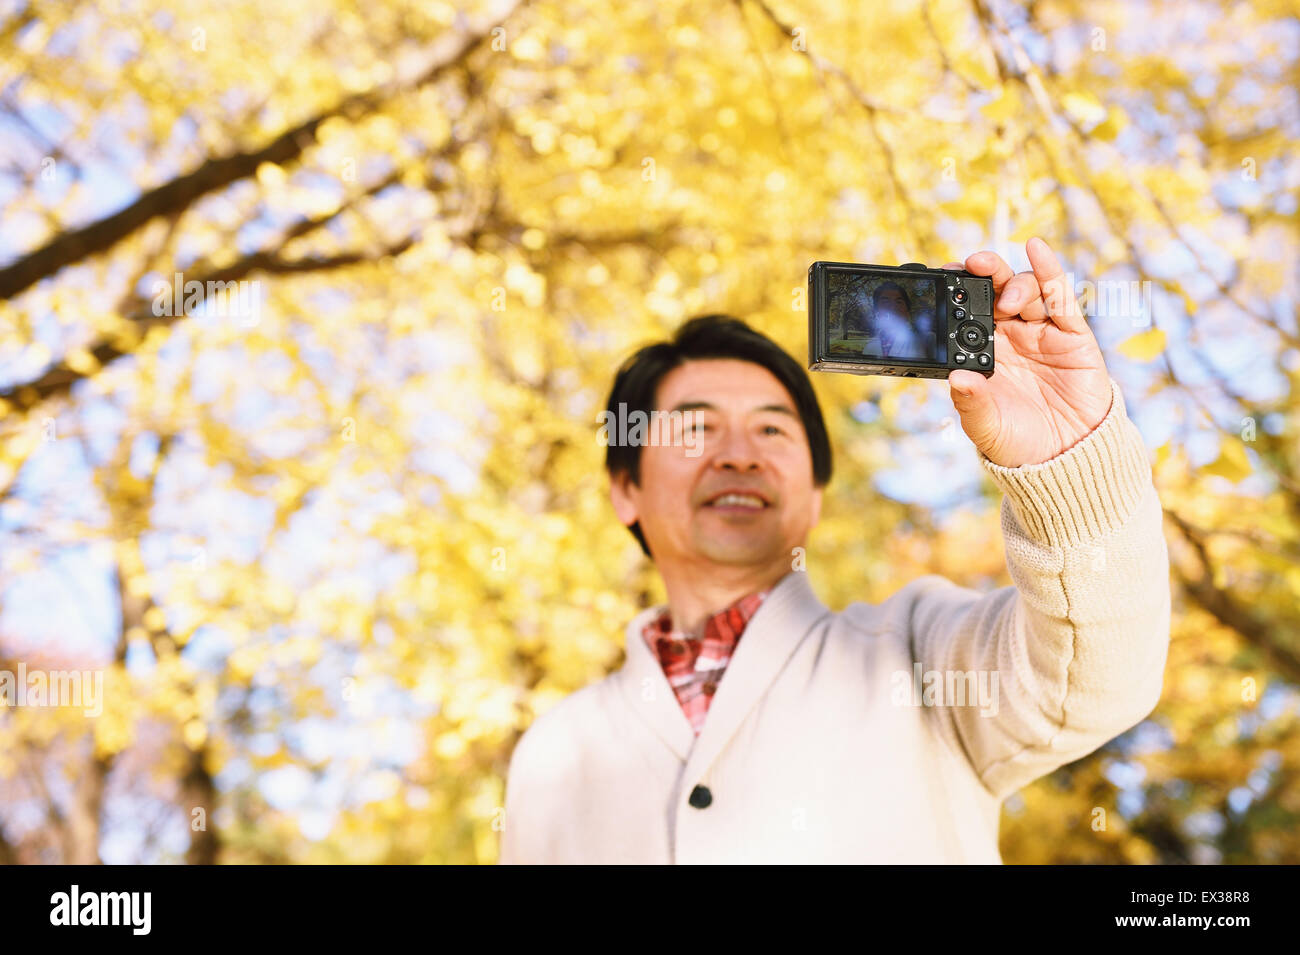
762, 424, 786, 436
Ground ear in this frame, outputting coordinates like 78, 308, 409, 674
608, 471, 641, 528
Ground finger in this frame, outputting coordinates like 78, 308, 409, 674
941, 261, 964, 270
963, 250, 1016, 294
1016, 294, 1049, 324
1025, 236, 1087, 333
948, 368, 999, 450
995, 271, 1049, 322
948, 368, 990, 398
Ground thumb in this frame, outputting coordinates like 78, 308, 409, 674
947, 368, 989, 401
947, 369, 999, 440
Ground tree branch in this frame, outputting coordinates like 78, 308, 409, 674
0, 0, 526, 300
0, 174, 415, 415
1164, 508, 1300, 683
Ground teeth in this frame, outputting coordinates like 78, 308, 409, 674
711, 493, 764, 508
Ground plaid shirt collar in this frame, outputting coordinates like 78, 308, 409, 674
640, 587, 771, 734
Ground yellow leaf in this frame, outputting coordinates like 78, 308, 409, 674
1285, 566, 1300, 595
1201, 439, 1253, 482
1090, 106, 1129, 142
981, 89, 1020, 123
182, 719, 207, 750
435, 731, 467, 760
1062, 91, 1107, 126
64, 347, 100, 374
1117, 327, 1166, 362
256, 162, 287, 187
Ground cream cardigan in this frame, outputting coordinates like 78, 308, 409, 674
500, 379, 1170, 863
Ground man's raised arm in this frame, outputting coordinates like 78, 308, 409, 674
905, 238, 1171, 797
908, 376, 1170, 797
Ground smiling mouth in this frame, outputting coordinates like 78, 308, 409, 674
704, 493, 769, 510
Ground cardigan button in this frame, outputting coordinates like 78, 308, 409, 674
688, 784, 713, 809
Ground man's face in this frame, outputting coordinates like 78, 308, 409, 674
876, 286, 909, 319
610, 358, 823, 570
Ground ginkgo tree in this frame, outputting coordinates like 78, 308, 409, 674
0, 0, 1295, 864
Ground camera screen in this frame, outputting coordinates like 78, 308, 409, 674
824, 269, 946, 363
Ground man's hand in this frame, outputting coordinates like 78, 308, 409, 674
943, 237, 1113, 468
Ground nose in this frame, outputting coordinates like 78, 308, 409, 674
712, 424, 762, 473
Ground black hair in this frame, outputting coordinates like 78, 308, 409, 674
602, 314, 832, 558
872, 281, 913, 319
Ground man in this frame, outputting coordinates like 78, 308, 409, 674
867, 280, 929, 360
499, 238, 1170, 864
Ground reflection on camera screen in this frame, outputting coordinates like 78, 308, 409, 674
826, 270, 946, 363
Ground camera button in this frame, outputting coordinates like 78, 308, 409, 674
977, 353, 991, 368
954, 352, 967, 364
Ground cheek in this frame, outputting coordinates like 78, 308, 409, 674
639, 450, 699, 514
784, 487, 816, 525
774, 456, 816, 509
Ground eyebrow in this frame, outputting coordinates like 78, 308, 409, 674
669, 400, 799, 418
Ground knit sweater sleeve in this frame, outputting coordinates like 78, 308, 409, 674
907, 378, 1171, 800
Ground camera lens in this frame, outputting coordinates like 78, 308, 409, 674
951, 287, 968, 304
958, 322, 988, 351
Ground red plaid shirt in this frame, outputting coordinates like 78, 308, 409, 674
641, 589, 770, 735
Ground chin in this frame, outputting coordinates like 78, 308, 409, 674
694, 536, 784, 566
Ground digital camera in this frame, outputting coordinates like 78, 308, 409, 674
807, 261, 995, 379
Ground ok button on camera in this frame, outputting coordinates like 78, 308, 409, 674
957, 322, 988, 351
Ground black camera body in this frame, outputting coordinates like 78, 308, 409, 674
807, 261, 995, 379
